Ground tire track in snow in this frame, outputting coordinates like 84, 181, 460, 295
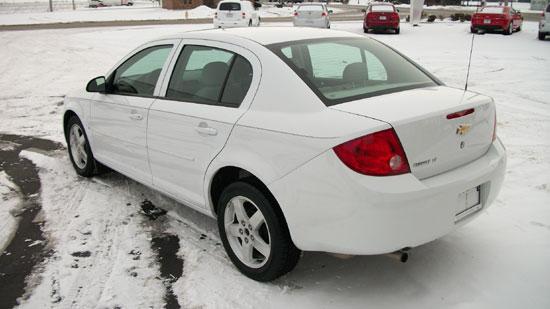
0, 133, 63, 309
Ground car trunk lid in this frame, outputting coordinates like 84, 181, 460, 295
330, 86, 496, 179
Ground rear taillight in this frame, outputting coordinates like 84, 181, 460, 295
321, 12, 327, 16
333, 128, 410, 176
242, 12, 246, 19
392, 12, 399, 20
492, 110, 497, 142
214, 12, 218, 18
294, 12, 298, 16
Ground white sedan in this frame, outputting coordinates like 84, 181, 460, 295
63, 27, 506, 281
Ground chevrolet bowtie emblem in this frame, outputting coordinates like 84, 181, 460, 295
456, 124, 472, 136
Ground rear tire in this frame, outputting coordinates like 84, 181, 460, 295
395, 27, 400, 34
248, 19, 252, 27
363, 26, 368, 33
516, 25, 521, 32
470, 26, 477, 33
539, 32, 546, 40
217, 182, 301, 282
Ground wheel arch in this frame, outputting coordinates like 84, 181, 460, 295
63, 110, 78, 141
206, 165, 295, 245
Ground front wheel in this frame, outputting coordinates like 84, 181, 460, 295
66, 116, 97, 177
217, 182, 301, 281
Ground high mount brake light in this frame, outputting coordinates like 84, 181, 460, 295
333, 128, 410, 177
447, 108, 474, 119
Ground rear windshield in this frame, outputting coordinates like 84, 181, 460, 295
269, 38, 438, 106
480, 7, 504, 14
219, 2, 241, 10
371, 5, 394, 12
297, 5, 324, 11
547, 4, 550, 12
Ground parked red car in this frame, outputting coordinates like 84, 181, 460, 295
363, 2, 400, 34
471, 6, 523, 35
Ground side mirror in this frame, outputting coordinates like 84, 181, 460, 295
86, 76, 106, 93
361, 9, 366, 13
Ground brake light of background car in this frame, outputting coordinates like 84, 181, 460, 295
242, 12, 246, 19
214, 12, 218, 19
333, 128, 410, 176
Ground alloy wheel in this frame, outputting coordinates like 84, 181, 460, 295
224, 196, 271, 268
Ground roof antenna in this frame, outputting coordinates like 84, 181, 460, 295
464, 32, 476, 92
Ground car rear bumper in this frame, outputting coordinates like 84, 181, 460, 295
269, 138, 506, 255
293, 18, 328, 28
472, 23, 507, 31
540, 20, 550, 32
365, 20, 399, 29
213, 19, 249, 28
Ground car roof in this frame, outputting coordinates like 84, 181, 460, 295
160, 27, 363, 46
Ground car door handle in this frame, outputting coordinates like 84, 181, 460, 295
129, 114, 143, 121
195, 123, 217, 136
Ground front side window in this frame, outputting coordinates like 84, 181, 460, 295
110, 45, 172, 97
166, 45, 253, 107
270, 38, 438, 106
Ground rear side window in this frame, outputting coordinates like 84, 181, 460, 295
547, 4, 550, 13
371, 5, 394, 12
219, 2, 241, 10
166, 45, 253, 107
110, 45, 172, 97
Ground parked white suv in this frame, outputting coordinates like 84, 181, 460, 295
214, 0, 260, 28
64, 27, 506, 281
539, 3, 550, 40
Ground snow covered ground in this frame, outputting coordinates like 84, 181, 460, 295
0, 21, 549, 308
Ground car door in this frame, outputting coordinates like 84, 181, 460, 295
90, 40, 179, 185
147, 40, 260, 209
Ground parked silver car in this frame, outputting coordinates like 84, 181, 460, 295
292, 3, 331, 29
